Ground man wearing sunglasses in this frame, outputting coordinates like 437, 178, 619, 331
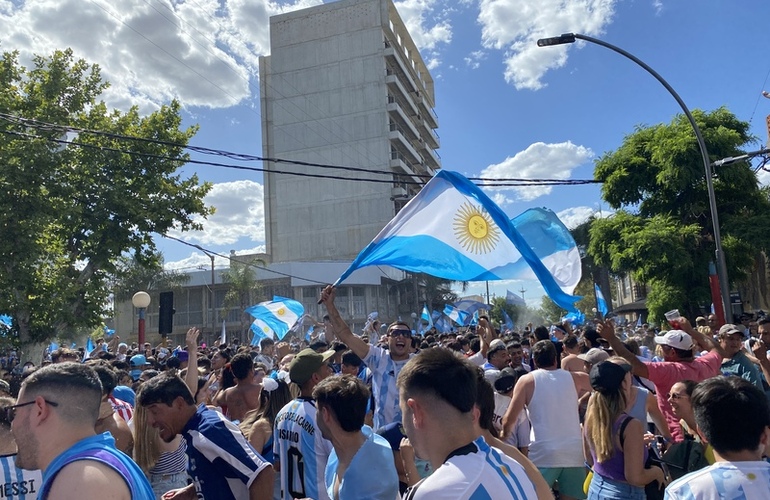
0, 396, 43, 499
320, 285, 415, 429
10, 363, 153, 499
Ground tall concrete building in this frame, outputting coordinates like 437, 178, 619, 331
259, 0, 440, 263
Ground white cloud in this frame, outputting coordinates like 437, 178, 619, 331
394, 0, 453, 51
477, 0, 618, 90
0, 0, 322, 112
481, 141, 594, 201
170, 180, 265, 246
464, 49, 487, 69
164, 244, 267, 271
556, 206, 597, 229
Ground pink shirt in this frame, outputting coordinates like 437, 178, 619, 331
644, 350, 721, 442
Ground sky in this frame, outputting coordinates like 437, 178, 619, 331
3, 0, 770, 308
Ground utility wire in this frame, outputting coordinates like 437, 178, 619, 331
0, 113, 602, 186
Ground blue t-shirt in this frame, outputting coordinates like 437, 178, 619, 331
40, 433, 153, 499
324, 426, 399, 500
183, 405, 270, 500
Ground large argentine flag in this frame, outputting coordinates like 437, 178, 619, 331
334, 170, 581, 311
245, 296, 304, 340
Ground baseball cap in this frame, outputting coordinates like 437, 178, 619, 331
130, 354, 148, 367
494, 367, 518, 394
289, 348, 335, 385
577, 348, 610, 365
590, 360, 631, 394
654, 330, 694, 350
718, 323, 744, 338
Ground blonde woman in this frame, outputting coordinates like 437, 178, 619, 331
133, 387, 188, 499
583, 357, 666, 499
239, 378, 291, 500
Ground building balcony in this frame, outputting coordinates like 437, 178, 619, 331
384, 47, 419, 94
415, 91, 439, 129
389, 129, 422, 165
386, 74, 420, 117
416, 116, 440, 149
421, 145, 441, 169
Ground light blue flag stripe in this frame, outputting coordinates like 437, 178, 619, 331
444, 304, 469, 326
594, 284, 609, 316
245, 297, 305, 340
421, 304, 433, 329
333, 171, 581, 312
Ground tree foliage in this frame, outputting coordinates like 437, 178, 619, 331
588, 107, 770, 320
110, 252, 191, 302
0, 49, 212, 350
222, 259, 265, 339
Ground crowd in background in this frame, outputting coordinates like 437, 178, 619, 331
1, 294, 770, 499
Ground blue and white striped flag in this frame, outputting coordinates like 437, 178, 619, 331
595, 284, 609, 316
502, 310, 514, 330
305, 325, 314, 342
444, 304, 470, 326
470, 310, 480, 327
332, 171, 581, 312
245, 296, 304, 341
250, 318, 276, 345
506, 290, 526, 307
421, 304, 433, 330
82, 337, 95, 361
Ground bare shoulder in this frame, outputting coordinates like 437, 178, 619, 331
48, 460, 131, 499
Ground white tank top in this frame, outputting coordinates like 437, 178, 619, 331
527, 368, 585, 467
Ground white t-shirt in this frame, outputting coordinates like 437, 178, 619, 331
492, 392, 530, 449
665, 460, 770, 499
0, 454, 42, 499
403, 436, 536, 499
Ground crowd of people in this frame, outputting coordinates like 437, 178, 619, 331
1, 290, 769, 499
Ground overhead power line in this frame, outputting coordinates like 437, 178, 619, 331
0, 112, 602, 187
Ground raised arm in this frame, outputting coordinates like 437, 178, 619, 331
680, 318, 724, 357
184, 328, 200, 397
320, 285, 370, 359
596, 319, 649, 379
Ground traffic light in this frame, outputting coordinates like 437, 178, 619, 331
158, 291, 174, 335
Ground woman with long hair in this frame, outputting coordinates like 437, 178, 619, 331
583, 357, 666, 499
239, 378, 292, 500
133, 386, 188, 499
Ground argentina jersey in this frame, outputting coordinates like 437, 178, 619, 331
0, 454, 43, 499
403, 437, 536, 499
364, 345, 412, 429
273, 398, 332, 500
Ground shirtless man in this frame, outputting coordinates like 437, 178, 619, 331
216, 352, 262, 422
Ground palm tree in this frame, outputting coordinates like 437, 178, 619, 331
221, 258, 266, 341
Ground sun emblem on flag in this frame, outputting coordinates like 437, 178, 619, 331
262, 326, 270, 333
453, 202, 500, 254
277, 307, 286, 316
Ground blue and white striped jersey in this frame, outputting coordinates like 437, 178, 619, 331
364, 345, 413, 429
0, 454, 41, 499
403, 437, 536, 500
273, 398, 333, 500
183, 405, 270, 500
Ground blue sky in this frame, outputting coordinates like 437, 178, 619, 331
3, 0, 770, 307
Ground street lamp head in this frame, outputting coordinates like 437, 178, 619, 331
537, 33, 577, 47
132, 291, 151, 309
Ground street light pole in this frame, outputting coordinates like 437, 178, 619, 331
132, 291, 151, 346
537, 33, 731, 322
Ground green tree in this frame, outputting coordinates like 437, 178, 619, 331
489, 296, 519, 329
111, 252, 191, 302
221, 258, 265, 340
538, 296, 567, 325
0, 49, 212, 359
588, 107, 770, 321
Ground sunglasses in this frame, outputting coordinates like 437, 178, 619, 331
2, 399, 59, 423
389, 329, 412, 338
